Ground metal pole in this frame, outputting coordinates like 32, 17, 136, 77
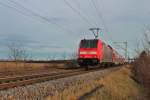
113, 41, 128, 60
125, 41, 128, 60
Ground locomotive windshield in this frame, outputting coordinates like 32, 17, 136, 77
80, 39, 98, 48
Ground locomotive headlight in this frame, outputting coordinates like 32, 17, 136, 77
80, 51, 97, 54
80, 51, 87, 54
89, 51, 97, 54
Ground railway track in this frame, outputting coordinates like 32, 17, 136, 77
0, 66, 120, 90
0, 68, 85, 90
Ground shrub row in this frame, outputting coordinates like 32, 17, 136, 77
132, 51, 150, 98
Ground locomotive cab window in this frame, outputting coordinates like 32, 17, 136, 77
80, 40, 98, 48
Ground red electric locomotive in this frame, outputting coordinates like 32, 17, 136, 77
77, 37, 125, 67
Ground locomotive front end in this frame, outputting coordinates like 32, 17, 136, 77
78, 39, 99, 66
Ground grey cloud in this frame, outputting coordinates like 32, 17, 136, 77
0, 0, 150, 58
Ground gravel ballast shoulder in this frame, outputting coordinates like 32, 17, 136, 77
0, 67, 119, 100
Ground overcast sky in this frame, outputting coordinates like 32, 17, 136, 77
0, 0, 150, 59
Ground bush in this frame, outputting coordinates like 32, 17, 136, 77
132, 51, 150, 98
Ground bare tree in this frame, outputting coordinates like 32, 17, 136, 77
132, 28, 150, 98
143, 30, 150, 54
135, 40, 142, 55
7, 43, 30, 67
8, 43, 29, 61
135, 30, 150, 56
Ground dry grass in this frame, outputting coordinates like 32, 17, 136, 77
87, 66, 143, 100
0, 61, 66, 76
46, 80, 99, 100
0, 62, 44, 71
46, 66, 143, 100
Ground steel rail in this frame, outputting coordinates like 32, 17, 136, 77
0, 69, 85, 90
0, 67, 120, 90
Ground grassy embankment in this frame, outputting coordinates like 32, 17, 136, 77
47, 65, 143, 100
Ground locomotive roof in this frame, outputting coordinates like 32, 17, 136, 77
81, 39, 99, 41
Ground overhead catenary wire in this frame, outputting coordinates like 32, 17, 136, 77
89, 0, 125, 55
8, 0, 75, 33
2, 0, 112, 42
90, 0, 108, 32
89, 0, 114, 42
0, 0, 74, 34
0, 1, 31, 18
63, 0, 96, 28
73, 0, 99, 27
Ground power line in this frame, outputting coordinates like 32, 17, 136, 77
90, 0, 114, 42
73, 0, 99, 27
63, 0, 95, 27
89, 0, 122, 55
0, 1, 31, 18
90, 0, 108, 31
7, 0, 75, 33
1, 0, 74, 34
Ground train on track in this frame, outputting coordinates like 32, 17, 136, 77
77, 30, 125, 68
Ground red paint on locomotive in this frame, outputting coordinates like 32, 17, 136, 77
77, 39, 125, 66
